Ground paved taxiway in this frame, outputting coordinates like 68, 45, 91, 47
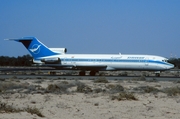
0, 74, 179, 81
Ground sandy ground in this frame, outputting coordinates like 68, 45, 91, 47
0, 77, 180, 119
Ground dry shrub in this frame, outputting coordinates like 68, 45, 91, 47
46, 84, 67, 93
24, 106, 44, 117
137, 76, 146, 81
107, 84, 124, 93
0, 101, 21, 113
163, 86, 180, 96
118, 72, 128, 76
174, 80, 180, 83
111, 92, 138, 101
76, 82, 92, 93
0, 78, 5, 81
0, 82, 30, 93
146, 78, 158, 82
133, 86, 159, 94
11, 76, 17, 79
93, 88, 105, 93
94, 77, 109, 83
61, 81, 69, 84
46, 81, 77, 93
0, 101, 44, 117
33, 80, 42, 84
47, 84, 59, 92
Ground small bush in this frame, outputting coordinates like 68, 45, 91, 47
118, 72, 128, 76
76, 83, 92, 93
11, 76, 17, 79
61, 81, 69, 84
46, 84, 60, 92
107, 84, 124, 93
25, 106, 44, 117
25, 85, 36, 92
141, 72, 149, 76
133, 86, 159, 93
30, 73, 35, 75
93, 88, 105, 93
46, 81, 76, 93
174, 80, 180, 83
0, 101, 21, 113
143, 86, 159, 93
94, 77, 109, 83
0, 101, 44, 117
162, 86, 180, 96
0, 78, 5, 81
33, 80, 42, 84
132, 76, 146, 81
111, 92, 137, 101
0, 82, 30, 93
106, 84, 116, 89
138, 76, 146, 81
146, 78, 158, 82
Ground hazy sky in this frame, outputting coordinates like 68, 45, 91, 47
0, 0, 180, 58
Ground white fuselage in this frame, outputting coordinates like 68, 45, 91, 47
39, 54, 174, 71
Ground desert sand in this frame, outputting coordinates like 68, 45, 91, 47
0, 76, 180, 119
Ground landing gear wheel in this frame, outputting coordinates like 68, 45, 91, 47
155, 73, 160, 77
79, 71, 85, 76
90, 71, 96, 76
49, 71, 56, 75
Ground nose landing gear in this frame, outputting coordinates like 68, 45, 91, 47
79, 71, 85, 76
155, 71, 160, 77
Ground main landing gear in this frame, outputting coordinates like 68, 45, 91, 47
79, 71, 85, 76
155, 73, 160, 77
155, 71, 161, 77
79, 70, 98, 76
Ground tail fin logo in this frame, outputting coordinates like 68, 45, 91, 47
29, 44, 41, 54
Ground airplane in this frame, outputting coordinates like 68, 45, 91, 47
6, 37, 174, 76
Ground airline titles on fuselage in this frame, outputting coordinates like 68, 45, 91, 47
127, 57, 145, 59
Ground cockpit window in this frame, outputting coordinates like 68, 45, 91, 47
162, 60, 168, 62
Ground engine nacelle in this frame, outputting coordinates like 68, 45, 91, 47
49, 48, 67, 54
41, 57, 60, 64
33, 59, 42, 64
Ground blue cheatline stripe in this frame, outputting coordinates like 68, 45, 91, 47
60, 58, 173, 66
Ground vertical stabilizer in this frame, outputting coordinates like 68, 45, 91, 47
7, 37, 58, 59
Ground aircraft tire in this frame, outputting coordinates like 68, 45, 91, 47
90, 71, 96, 76
79, 71, 85, 76
155, 73, 160, 77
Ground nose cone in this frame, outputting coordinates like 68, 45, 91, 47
167, 59, 175, 69
168, 63, 174, 69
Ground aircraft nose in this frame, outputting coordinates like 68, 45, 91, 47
168, 64, 174, 69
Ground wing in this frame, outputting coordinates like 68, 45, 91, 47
37, 64, 107, 70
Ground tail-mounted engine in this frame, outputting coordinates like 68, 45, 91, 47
49, 48, 67, 54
